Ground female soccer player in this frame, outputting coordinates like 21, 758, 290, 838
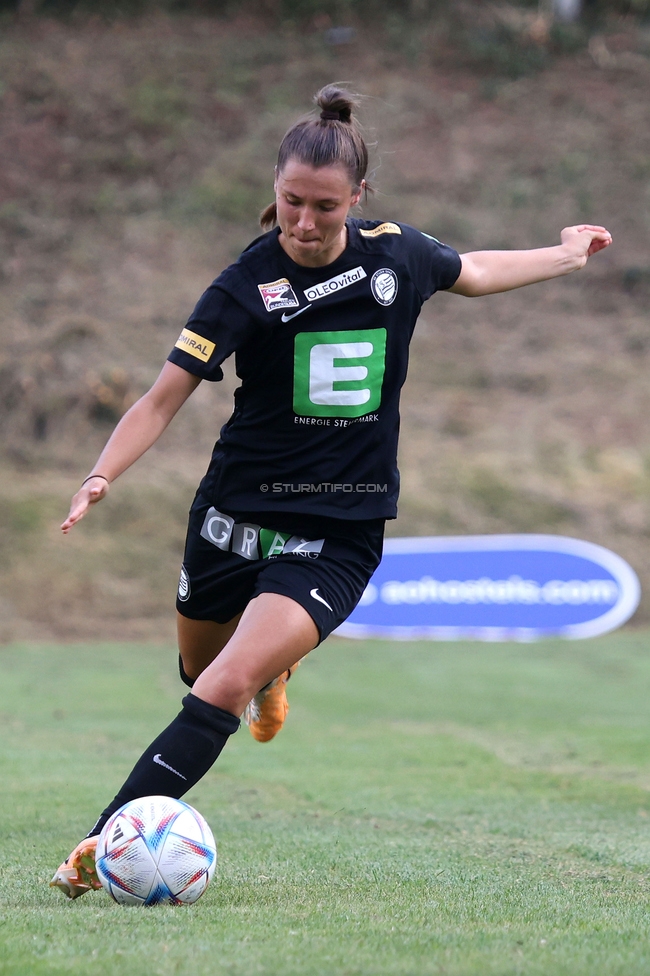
50, 84, 611, 897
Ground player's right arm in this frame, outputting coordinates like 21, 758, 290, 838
62, 362, 201, 534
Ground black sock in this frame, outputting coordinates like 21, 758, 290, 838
86, 694, 240, 838
178, 654, 195, 688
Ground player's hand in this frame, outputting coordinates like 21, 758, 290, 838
61, 477, 110, 534
560, 224, 612, 269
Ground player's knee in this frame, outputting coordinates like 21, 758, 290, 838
192, 660, 266, 714
217, 668, 259, 707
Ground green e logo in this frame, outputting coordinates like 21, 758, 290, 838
293, 328, 387, 418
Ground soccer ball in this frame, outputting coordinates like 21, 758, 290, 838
95, 795, 217, 905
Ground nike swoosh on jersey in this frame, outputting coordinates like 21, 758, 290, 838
153, 753, 187, 780
310, 588, 333, 611
281, 304, 312, 323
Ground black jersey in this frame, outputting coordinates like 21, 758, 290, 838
167, 218, 461, 520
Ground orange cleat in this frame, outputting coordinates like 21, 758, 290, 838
50, 836, 102, 899
244, 662, 300, 742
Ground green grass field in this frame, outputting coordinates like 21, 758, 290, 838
2, 634, 650, 975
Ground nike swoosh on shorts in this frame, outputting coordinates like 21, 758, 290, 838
281, 305, 312, 323
310, 588, 333, 611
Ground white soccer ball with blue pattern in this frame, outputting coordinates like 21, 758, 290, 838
95, 795, 217, 905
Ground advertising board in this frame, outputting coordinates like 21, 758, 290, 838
336, 534, 640, 641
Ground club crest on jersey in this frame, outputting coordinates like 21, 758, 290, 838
258, 277, 299, 312
371, 269, 398, 306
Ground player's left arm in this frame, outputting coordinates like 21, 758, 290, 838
449, 224, 612, 298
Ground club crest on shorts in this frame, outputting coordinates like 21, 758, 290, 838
178, 565, 191, 602
258, 277, 299, 312
371, 269, 398, 306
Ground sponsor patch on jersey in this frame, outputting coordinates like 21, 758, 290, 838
283, 536, 325, 555
259, 528, 291, 558
359, 222, 402, 238
304, 266, 367, 303
258, 277, 299, 312
200, 509, 234, 550
199, 506, 322, 559
371, 269, 398, 306
293, 327, 387, 418
174, 328, 216, 363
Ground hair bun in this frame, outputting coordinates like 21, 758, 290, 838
314, 84, 358, 124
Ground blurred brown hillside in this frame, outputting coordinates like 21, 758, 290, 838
0, 5, 649, 640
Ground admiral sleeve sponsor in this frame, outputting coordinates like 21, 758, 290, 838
174, 328, 216, 363
359, 222, 402, 238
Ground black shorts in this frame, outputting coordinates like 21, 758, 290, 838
176, 494, 385, 643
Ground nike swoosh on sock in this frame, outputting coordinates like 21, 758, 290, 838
153, 753, 187, 780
